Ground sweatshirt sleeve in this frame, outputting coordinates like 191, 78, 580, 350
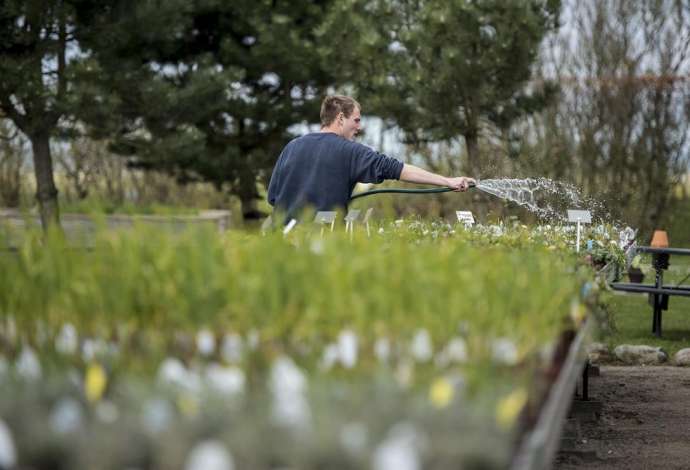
348, 142, 404, 184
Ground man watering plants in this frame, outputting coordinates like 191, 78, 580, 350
267, 95, 475, 221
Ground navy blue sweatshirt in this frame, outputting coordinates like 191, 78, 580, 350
267, 132, 404, 220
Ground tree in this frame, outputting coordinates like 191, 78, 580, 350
0, 0, 79, 228
73, 0, 342, 220
324, 0, 561, 175
516, 0, 690, 233
55, 137, 104, 201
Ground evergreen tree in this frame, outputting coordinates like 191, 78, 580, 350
75, 0, 340, 219
325, 0, 561, 174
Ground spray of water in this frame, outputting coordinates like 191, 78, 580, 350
475, 178, 610, 223
474, 178, 638, 263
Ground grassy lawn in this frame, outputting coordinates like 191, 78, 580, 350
603, 255, 690, 356
604, 294, 690, 356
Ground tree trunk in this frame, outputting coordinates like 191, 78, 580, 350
236, 163, 264, 221
238, 180, 263, 221
464, 131, 480, 176
29, 132, 60, 230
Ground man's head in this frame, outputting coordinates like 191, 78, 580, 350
320, 95, 361, 140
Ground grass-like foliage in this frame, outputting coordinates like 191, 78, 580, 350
0, 220, 610, 470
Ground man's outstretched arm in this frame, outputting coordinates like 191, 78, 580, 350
399, 164, 475, 192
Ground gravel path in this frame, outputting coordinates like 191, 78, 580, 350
555, 366, 690, 470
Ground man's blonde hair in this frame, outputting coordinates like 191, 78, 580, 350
320, 95, 360, 127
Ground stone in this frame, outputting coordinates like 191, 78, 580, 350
613, 344, 668, 365
586, 342, 610, 364
673, 348, 690, 366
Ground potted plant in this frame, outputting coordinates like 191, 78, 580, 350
627, 254, 646, 283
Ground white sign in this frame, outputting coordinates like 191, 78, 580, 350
282, 219, 297, 235
567, 209, 592, 253
344, 209, 361, 222
567, 210, 592, 223
314, 211, 336, 235
315, 211, 337, 224
456, 211, 475, 226
344, 209, 360, 238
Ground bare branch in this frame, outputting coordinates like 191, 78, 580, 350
0, 93, 28, 133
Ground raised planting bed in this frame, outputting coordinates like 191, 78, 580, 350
0, 220, 622, 469
511, 318, 593, 469
0, 208, 231, 249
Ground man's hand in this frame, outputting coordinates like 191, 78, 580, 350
399, 164, 476, 191
446, 176, 476, 192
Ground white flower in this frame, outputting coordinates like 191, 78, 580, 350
410, 329, 433, 362
158, 357, 202, 392
16, 346, 41, 380
269, 356, 310, 429
492, 338, 519, 365
158, 357, 187, 385
50, 397, 83, 434
436, 337, 468, 366
81, 338, 108, 361
205, 363, 245, 395
337, 329, 358, 368
0, 419, 16, 470
446, 337, 468, 362
309, 238, 325, 255
372, 422, 425, 470
196, 329, 216, 357
184, 440, 235, 470
270, 356, 306, 394
320, 342, 339, 370
220, 333, 244, 363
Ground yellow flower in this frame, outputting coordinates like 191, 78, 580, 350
429, 377, 454, 408
496, 388, 527, 430
570, 301, 586, 326
85, 362, 107, 403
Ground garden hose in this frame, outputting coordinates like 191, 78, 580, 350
350, 181, 476, 201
